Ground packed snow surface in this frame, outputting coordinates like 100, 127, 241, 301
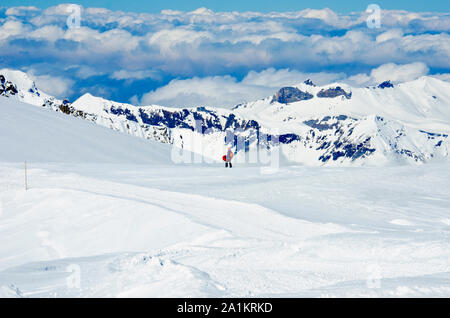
0, 97, 172, 163
0, 97, 449, 298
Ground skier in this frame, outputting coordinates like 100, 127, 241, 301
225, 147, 234, 168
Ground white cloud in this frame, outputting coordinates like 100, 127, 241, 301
298, 8, 344, 27
29, 25, 65, 42
140, 68, 347, 108
147, 28, 212, 55
242, 68, 345, 87
140, 64, 440, 108
347, 62, 430, 86
140, 75, 272, 108
43, 4, 78, 16
0, 20, 29, 40
376, 29, 404, 43
63, 27, 139, 52
95, 29, 140, 52
111, 69, 161, 81
345, 73, 371, 86
5, 6, 40, 16
370, 62, 429, 83
69, 66, 106, 79
84, 7, 112, 15
29, 4, 83, 27
1, 5, 449, 103
27, 71, 74, 98
431, 73, 450, 83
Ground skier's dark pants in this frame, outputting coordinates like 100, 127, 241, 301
225, 162, 233, 168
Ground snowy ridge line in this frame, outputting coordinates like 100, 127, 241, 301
0, 69, 449, 166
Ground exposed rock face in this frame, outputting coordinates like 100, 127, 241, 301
317, 87, 352, 99
304, 116, 376, 162
378, 81, 394, 89
272, 87, 314, 104
0, 76, 18, 96
304, 79, 316, 86
136, 108, 260, 133
299, 116, 376, 162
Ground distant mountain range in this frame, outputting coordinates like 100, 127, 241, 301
1, 69, 449, 166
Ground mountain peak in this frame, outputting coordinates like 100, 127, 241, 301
72, 93, 112, 113
0, 69, 36, 93
304, 79, 316, 87
377, 80, 394, 89
0, 68, 61, 107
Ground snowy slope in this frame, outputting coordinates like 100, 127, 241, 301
0, 97, 173, 163
0, 162, 449, 297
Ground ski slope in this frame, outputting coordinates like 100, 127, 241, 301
1, 162, 449, 297
0, 97, 173, 163
0, 97, 450, 298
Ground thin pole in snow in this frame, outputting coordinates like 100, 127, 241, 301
24, 161, 28, 191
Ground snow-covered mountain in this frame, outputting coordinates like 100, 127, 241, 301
0, 69, 69, 112
234, 78, 450, 165
1, 69, 449, 166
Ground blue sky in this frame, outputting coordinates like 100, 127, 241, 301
4, 0, 450, 13
0, 2, 449, 107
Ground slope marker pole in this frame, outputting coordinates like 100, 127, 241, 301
24, 161, 28, 191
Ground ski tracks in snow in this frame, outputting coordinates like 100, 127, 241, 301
0, 165, 352, 296
1, 164, 450, 297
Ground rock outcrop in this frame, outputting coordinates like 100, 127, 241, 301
317, 86, 352, 99
272, 87, 314, 104
378, 81, 394, 89
0, 75, 18, 96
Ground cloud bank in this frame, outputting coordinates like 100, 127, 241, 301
0, 4, 448, 106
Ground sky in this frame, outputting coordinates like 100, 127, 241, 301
4, 0, 450, 14
0, 2, 449, 108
